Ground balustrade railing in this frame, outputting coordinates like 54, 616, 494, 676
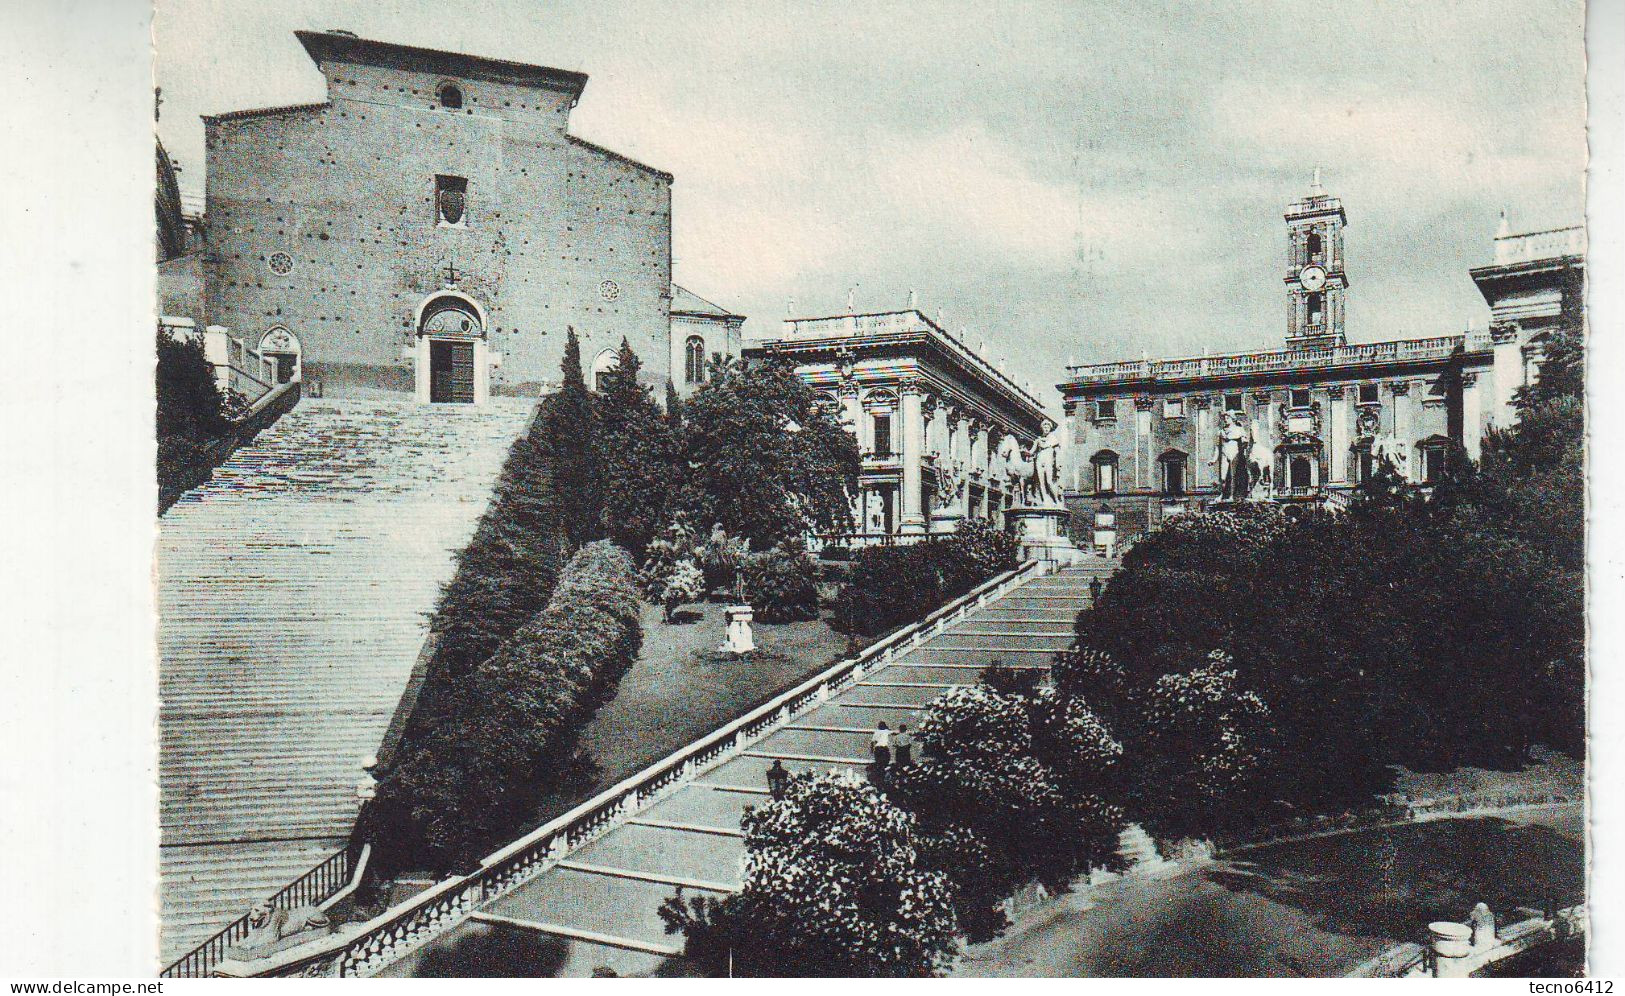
161, 845, 352, 978
1064, 332, 1489, 386
253, 560, 1043, 978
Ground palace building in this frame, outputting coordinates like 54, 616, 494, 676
198, 30, 675, 403
748, 305, 1051, 542
1057, 177, 1584, 541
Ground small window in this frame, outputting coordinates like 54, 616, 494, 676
1307, 292, 1325, 325
1356, 447, 1375, 483
872, 414, 892, 457
1162, 398, 1184, 419
1421, 444, 1448, 484
1094, 399, 1116, 421
1290, 388, 1312, 408
1224, 394, 1245, 413
438, 84, 464, 109
435, 175, 468, 226
1306, 231, 1323, 262
684, 335, 706, 385
1091, 451, 1118, 494
1359, 383, 1380, 405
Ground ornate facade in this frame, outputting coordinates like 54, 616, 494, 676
1058, 181, 1583, 541
746, 307, 1050, 539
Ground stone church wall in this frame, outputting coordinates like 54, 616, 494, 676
203, 59, 671, 398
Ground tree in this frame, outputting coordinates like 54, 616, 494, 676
156, 329, 231, 511
660, 770, 958, 977
594, 338, 680, 558
542, 327, 604, 547
672, 355, 860, 549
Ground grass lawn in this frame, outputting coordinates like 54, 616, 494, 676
958, 805, 1584, 978
529, 599, 855, 823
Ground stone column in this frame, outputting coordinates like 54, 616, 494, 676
1192, 396, 1211, 490
1134, 397, 1154, 490
900, 381, 927, 534
1329, 386, 1349, 483
1491, 324, 1523, 430
1391, 381, 1415, 481
1461, 372, 1483, 461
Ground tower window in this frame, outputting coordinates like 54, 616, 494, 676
438, 84, 464, 109
1306, 231, 1323, 263
1307, 292, 1325, 325
684, 334, 706, 384
435, 175, 467, 226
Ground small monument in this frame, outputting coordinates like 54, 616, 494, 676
720, 604, 756, 654
1000, 419, 1084, 563
218, 899, 335, 971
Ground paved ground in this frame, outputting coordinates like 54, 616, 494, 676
955, 804, 1585, 978
377, 563, 1114, 977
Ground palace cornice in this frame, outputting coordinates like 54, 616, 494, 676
749, 331, 1047, 432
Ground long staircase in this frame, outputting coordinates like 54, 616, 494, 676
158, 396, 536, 964
377, 560, 1118, 978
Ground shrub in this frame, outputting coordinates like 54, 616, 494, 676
156, 329, 233, 511
657, 558, 704, 622
833, 528, 1019, 637
364, 541, 641, 873
742, 542, 821, 623
660, 770, 958, 977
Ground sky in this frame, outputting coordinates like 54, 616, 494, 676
154, 0, 1587, 405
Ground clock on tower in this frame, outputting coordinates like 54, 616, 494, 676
1283, 170, 1349, 350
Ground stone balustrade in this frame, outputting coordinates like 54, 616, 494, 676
1064, 332, 1493, 386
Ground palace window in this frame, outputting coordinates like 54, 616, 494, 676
684, 335, 706, 384
1159, 450, 1187, 496
1355, 446, 1375, 483
1420, 441, 1449, 484
1162, 397, 1184, 419
437, 83, 464, 109
1290, 388, 1312, 408
1306, 292, 1325, 326
435, 174, 468, 226
1225, 394, 1245, 413
872, 413, 892, 457
1359, 383, 1380, 404
1092, 451, 1119, 494
1289, 454, 1314, 491
1094, 399, 1116, 421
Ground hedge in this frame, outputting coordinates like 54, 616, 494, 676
833, 520, 1019, 637
363, 541, 642, 873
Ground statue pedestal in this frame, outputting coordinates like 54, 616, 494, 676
719, 605, 756, 654
929, 510, 964, 534
1007, 506, 1085, 564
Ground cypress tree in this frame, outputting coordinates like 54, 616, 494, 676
596, 338, 679, 556
545, 327, 604, 547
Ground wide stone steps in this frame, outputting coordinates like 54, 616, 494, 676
385, 562, 1121, 976
158, 396, 535, 965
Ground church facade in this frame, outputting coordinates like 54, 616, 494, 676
1057, 179, 1583, 541
748, 305, 1050, 542
200, 30, 674, 403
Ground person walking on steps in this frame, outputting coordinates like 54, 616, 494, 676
766, 758, 789, 800
893, 724, 914, 767
870, 722, 892, 782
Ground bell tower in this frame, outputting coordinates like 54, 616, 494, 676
1283, 169, 1349, 349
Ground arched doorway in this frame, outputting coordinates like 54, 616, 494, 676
259, 326, 301, 384
413, 292, 489, 405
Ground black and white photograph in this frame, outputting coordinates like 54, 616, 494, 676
1, 0, 1617, 983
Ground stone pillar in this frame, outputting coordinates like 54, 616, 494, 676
1491, 324, 1523, 430
1134, 397, 1154, 490
900, 381, 927, 534
841, 382, 863, 451
1192, 396, 1211, 490
1391, 381, 1415, 481
1462, 372, 1483, 461
1429, 922, 1473, 978
1329, 386, 1349, 483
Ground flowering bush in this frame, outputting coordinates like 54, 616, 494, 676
660, 770, 958, 977
655, 558, 703, 621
